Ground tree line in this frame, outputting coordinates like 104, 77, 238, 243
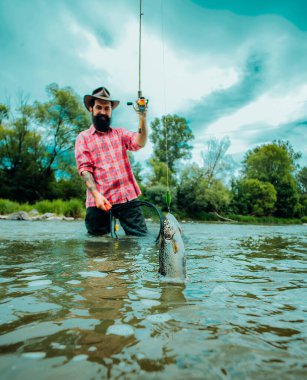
0, 83, 306, 219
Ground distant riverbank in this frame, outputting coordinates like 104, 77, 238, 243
1, 198, 306, 225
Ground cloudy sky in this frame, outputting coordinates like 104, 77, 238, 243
1, 0, 306, 166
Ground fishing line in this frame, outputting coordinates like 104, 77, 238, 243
109, 201, 164, 241
138, 0, 143, 98
160, 0, 171, 211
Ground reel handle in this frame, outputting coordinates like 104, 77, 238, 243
127, 97, 149, 113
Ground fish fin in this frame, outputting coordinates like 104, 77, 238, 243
173, 241, 179, 253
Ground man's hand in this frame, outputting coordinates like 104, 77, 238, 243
93, 192, 112, 212
81, 171, 112, 212
135, 98, 148, 148
134, 97, 148, 117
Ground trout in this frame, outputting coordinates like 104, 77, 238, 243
159, 213, 186, 279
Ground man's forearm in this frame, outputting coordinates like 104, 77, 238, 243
82, 171, 99, 197
81, 171, 112, 211
136, 115, 148, 147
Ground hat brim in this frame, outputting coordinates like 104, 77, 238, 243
84, 95, 120, 111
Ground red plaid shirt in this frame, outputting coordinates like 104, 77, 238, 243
75, 125, 142, 207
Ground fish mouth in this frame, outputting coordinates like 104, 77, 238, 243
164, 231, 175, 240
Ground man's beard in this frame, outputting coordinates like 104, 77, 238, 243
92, 114, 111, 132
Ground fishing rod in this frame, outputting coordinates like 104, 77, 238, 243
109, 200, 164, 241
160, 0, 171, 212
127, 0, 148, 113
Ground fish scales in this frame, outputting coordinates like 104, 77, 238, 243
159, 213, 186, 279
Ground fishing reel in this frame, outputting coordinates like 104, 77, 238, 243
127, 96, 149, 114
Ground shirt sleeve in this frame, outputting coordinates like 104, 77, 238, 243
75, 133, 93, 175
121, 129, 142, 151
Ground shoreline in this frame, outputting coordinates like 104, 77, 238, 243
0, 211, 305, 226
0, 211, 80, 221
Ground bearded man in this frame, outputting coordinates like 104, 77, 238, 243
75, 86, 148, 236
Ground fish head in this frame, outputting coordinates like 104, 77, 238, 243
159, 213, 186, 279
162, 213, 182, 240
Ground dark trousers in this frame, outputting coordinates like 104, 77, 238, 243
85, 199, 147, 236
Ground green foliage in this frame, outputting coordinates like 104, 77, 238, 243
201, 136, 235, 184
128, 152, 143, 185
274, 140, 302, 169
0, 198, 85, 218
34, 199, 67, 215
227, 214, 302, 225
149, 114, 194, 171
299, 194, 307, 216
297, 167, 307, 194
33, 83, 90, 176
52, 170, 85, 201
0, 84, 90, 203
231, 179, 277, 216
63, 199, 85, 218
143, 184, 177, 212
274, 175, 299, 217
0, 104, 9, 123
147, 158, 176, 186
0, 199, 21, 214
242, 142, 300, 217
243, 143, 294, 184
177, 163, 230, 213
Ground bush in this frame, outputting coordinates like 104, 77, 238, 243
63, 199, 85, 218
143, 184, 177, 212
227, 214, 302, 224
0, 199, 20, 214
33, 199, 66, 215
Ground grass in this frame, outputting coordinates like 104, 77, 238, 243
0, 198, 305, 224
174, 209, 304, 224
225, 214, 303, 225
0, 198, 85, 218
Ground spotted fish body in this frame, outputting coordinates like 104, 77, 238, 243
159, 213, 186, 279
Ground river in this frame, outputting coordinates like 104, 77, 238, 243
0, 220, 306, 379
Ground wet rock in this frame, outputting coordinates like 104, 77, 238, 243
46, 216, 64, 221
7, 211, 31, 220
31, 216, 43, 221
63, 216, 74, 221
29, 209, 39, 216
41, 213, 56, 219
0, 215, 8, 220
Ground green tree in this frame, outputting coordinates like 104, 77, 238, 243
143, 184, 178, 212
274, 175, 299, 217
0, 84, 90, 202
201, 136, 236, 185
146, 157, 177, 187
231, 179, 277, 216
127, 152, 145, 192
297, 167, 307, 194
296, 167, 307, 216
0, 100, 49, 202
0, 104, 9, 124
242, 142, 299, 217
177, 163, 230, 215
34, 83, 90, 177
149, 114, 194, 171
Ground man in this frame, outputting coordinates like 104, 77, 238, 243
75, 86, 148, 236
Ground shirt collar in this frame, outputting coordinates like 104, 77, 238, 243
90, 125, 113, 135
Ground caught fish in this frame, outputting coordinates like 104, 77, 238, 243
159, 213, 186, 279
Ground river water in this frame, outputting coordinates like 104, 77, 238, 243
0, 220, 306, 379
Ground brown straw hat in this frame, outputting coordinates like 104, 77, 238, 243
83, 87, 120, 111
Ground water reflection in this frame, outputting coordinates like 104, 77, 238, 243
239, 235, 307, 260
0, 221, 306, 379
77, 239, 139, 360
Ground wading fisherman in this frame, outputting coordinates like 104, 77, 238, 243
75, 86, 148, 236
